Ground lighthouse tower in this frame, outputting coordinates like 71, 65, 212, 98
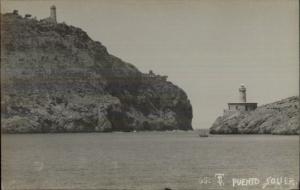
50, 5, 57, 23
224, 84, 257, 115
239, 84, 246, 103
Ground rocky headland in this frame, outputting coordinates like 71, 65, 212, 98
210, 96, 299, 135
1, 12, 193, 133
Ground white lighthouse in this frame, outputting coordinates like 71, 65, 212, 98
239, 84, 246, 103
224, 84, 257, 115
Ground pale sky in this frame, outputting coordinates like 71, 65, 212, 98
2, 0, 299, 129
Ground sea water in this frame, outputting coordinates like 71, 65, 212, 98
1, 132, 299, 190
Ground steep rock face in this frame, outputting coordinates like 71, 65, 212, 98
1, 13, 193, 133
209, 96, 299, 135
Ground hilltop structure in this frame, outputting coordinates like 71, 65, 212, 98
41, 5, 57, 23
224, 84, 257, 115
50, 5, 57, 22
141, 70, 168, 83
9, 6, 57, 23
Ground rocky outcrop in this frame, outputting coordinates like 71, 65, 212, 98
210, 96, 299, 135
1, 13, 193, 133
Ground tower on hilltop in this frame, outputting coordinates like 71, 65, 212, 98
50, 5, 57, 23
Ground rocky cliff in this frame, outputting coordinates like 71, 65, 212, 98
210, 96, 299, 135
1, 13, 193, 133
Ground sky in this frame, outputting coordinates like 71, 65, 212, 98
2, 0, 299, 129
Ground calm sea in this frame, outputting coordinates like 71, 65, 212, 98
1, 132, 299, 190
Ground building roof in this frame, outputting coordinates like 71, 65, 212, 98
228, 102, 257, 105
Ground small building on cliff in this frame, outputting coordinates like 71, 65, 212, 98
142, 70, 168, 83
224, 84, 257, 115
